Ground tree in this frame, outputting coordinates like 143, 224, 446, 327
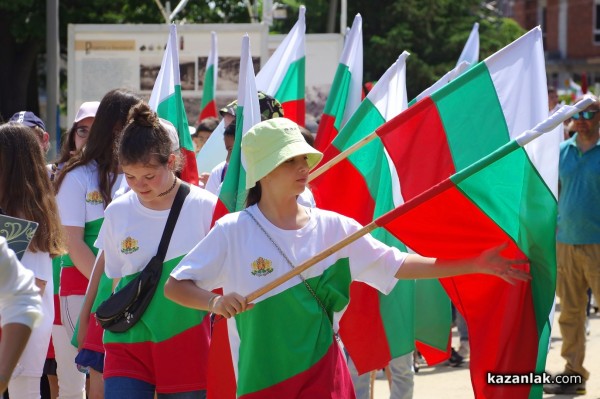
0, 0, 251, 121
0, 0, 45, 119
0, 0, 524, 121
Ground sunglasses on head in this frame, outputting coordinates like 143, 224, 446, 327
75, 126, 89, 138
571, 110, 599, 120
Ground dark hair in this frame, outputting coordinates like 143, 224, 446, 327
223, 121, 236, 138
54, 125, 78, 166
299, 126, 315, 147
195, 117, 219, 135
245, 181, 262, 208
118, 102, 181, 170
0, 123, 65, 256
54, 88, 142, 206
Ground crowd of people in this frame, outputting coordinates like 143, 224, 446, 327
0, 85, 596, 399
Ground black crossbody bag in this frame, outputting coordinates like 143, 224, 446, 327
96, 183, 190, 333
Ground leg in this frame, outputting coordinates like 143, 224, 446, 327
88, 369, 103, 399
455, 312, 469, 359
47, 374, 59, 399
52, 325, 86, 399
8, 375, 42, 399
556, 243, 589, 379
388, 353, 414, 399
347, 355, 370, 399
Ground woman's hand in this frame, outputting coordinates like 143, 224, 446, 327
211, 293, 250, 319
473, 243, 531, 284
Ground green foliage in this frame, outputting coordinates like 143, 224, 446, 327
344, 0, 526, 97
1, 0, 527, 117
0, 0, 46, 43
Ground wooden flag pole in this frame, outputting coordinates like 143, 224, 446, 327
245, 221, 378, 303
307, 131, 378, 183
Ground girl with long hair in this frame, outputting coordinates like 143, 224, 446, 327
0, 123, 65, 398
54, 88, 142, 399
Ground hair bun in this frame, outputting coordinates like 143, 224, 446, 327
128, 102, 159, 128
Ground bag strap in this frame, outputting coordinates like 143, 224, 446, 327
243, 208, 336, 329
156, 182, 190, 261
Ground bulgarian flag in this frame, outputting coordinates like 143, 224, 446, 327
256, 6, 306, 126
198, 31, 218, 122
311, 52, 418, 372
211, 35, 261, 222
149, 24, 199, 186
314, 13, 363, 151
316, 27, 555, 398
457, 22, 480, 67
207, 37, 261, 399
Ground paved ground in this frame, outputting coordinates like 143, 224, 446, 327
372, 305, 600, 399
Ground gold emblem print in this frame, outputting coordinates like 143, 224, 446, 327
251, 257, 274, 277
120, 236, 139, 254
85, 191, 103, 205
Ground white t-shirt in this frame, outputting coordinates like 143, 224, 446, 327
96, 185, 217, 279
171, 205, 405, 386
0, 237, 41, 328
14, 249, 53, 377
173, 205, 404, 318
205, 161, 226, 196
56, 161, 124, 227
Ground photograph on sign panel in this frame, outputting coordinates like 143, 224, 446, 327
204, 56, 261, 91
140, 61, 161, 91
140, 59, 195, 91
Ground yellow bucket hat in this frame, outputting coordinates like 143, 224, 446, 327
242, 118, 323, 189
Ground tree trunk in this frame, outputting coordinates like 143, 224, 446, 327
0, 14, 41, 121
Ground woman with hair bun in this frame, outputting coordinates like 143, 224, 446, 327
92, 102, 216, 398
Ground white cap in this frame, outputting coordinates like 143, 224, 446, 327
159, 118, 180, 152
74, 101, 100, 123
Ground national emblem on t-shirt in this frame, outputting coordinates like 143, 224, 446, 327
85, 190, 103, 205
251, 257, 273, 276
120, 236, 139, 254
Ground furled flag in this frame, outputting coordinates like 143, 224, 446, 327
311, 52, 417, 373
198, 31, 218, 122
212, 35, 262, 221
149, 24, 199, 185
314, 13, 363, 151
318, 27, 552, 398
457, 22, 480, 67
256, 6, 306, 126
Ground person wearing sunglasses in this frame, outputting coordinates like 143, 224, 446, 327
544, 95, 600, 395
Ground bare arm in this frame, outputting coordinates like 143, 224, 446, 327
64, 226, 96, 279
0, 323, 32, 393
395, 244, 530, 284
76, 251, 104, 349
164, 277, 248, 319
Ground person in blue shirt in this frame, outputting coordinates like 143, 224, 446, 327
544, 95, 600, 396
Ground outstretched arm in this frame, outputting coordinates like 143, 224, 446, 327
395, 243, 530, 284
